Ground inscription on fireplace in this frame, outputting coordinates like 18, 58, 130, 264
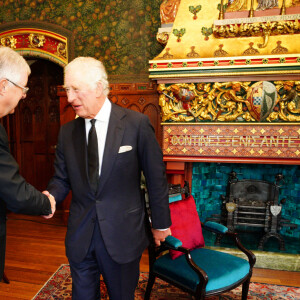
170, 135, 300, 148
163, 124, 300, 159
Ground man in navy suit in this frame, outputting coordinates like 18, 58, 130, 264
46, 57, 171, 299
0, 46, 55, 282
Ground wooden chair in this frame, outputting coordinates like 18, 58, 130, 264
144, 183, 256, 299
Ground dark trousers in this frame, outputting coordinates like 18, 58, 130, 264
69, 220, 141, 300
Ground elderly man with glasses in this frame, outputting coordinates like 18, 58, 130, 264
0, 46, 56, 283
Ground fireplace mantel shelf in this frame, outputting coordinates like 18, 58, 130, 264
163, 155, 300, 165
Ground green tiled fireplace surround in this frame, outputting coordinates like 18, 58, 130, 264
192, 162, 300, 271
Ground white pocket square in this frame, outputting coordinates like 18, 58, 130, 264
118, 145, 132, 153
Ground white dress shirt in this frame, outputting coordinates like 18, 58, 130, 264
85, 98, 111, 176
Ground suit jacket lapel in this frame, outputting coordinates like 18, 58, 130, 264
97, 104, 125, 195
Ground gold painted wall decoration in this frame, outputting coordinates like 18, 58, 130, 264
186, 46, 199, 58
271, 40, 288, 53
172, 28, 186, 42
201, 26, 213, 40
214, 44, 229, 56
151, 0, 300, 78
243, 42, 260, 55
189, 5, 202, 20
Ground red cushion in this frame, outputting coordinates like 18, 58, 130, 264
169, 195, 205, 259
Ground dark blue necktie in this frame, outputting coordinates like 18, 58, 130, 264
88, 119, 99, 192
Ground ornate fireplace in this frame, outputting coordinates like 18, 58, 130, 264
149, 0, 300, 271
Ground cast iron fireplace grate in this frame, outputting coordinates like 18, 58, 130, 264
207, 171, 297, 251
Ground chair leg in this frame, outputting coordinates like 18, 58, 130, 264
241, 278, 250, 300
2, 272, 9, 284
144, 273, 156, 300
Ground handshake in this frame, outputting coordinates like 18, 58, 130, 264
42, 191, 56, 219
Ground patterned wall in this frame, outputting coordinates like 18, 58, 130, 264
0, 0, 163, 83
192, 162, 300, 243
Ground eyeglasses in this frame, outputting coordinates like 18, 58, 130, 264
6, 78, 29, 94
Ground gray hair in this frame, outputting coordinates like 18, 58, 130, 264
0, 46, 31, 82
65, 57, 109, 97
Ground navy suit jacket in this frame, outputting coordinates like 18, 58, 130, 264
0, 124, 51, 281
47, 103, 171, 264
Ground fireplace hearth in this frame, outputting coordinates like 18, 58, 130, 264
208, 171, 297, 251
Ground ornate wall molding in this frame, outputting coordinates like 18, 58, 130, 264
0, 21, 74, 66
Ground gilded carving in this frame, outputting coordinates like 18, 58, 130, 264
158, 81, 300, 123
0, 36, 17, 48
28, 34, 46, 48
213, 20, 300, 48
156, 32, 170, 45
56, 42, 67, 58
269, 81, 300, 121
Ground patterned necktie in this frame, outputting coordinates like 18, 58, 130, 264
88, 119, 99, 192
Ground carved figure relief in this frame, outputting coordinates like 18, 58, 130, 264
256, 0, 279, 11
158, 81, 300, 123
160, 0, 181, 24
271, 81, 300, 121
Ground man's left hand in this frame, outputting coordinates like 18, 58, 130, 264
151, 228, 172, 246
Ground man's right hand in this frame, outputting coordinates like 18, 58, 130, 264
42, 190, 56, 219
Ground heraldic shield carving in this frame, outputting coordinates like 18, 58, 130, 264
246, 81, 278, 122
270, 205, 282, 216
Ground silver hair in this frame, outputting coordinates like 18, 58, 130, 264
65, 57, 109, 97
0, 46, 31, 82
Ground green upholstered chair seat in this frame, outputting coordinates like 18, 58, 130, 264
153, 247, 250, 293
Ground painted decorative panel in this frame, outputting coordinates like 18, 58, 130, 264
0, 0, 163, 82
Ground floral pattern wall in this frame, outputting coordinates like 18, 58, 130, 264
0, 0, 163, 83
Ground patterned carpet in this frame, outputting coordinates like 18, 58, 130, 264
33, 264, 300, 299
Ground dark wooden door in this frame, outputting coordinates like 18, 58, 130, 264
15, 59, 63, 191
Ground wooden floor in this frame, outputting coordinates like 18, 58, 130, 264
0, 212, 299, 299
